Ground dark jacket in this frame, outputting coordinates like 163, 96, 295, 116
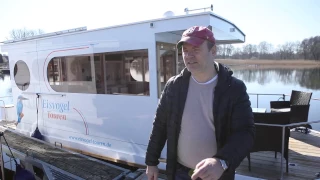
145, 62, 255, 180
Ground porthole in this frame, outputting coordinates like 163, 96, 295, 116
14, 60, 30, 91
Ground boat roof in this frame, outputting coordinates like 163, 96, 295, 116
0, 11, 245, 45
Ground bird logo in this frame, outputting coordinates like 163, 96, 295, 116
15, 95, 28, 126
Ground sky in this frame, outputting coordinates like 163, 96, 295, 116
0, 0, 319, 52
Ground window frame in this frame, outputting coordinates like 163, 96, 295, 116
46, 49, 150, 96
13, 60, 31, 91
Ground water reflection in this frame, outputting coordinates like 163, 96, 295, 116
0, 74, 13, 105
232, 67, 320, 90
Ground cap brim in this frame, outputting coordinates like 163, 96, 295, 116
176, 36, 205, 49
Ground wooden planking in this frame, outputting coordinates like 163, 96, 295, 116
0, 129, 127, 180
237, 156, 318, 180
239, 156, 318, 179
236, 166, 309, 180
242, 145, 319, 166
236, 131, 320, 180
244, 153, 318, 173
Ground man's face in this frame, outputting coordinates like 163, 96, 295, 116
182, 41, 214, 74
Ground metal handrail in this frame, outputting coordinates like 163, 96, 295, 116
0, 100, 7, 121
248, 93, 286, 108
0, 96, 13, 122
255, 120, 320, 128
248, 93, 320, 108
0, 96, 12, 99
22, 92, 66, 97
253, 119, 320, 180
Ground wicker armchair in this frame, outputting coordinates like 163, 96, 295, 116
247, 111, 291, 173
270, 90, 312, 133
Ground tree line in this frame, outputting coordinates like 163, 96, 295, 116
6, 28, 44, 40
233, 68, 320, 90
216, 36, 320, 61
0, 28, 45, 64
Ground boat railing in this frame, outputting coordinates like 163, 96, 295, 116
0, 99, 7, 121
253, 119, 320, 180
0, 96, 13, 122
0, 96, 13, 99
248, 93, 320, 108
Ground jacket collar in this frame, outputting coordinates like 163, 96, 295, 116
179, 61, 233, 90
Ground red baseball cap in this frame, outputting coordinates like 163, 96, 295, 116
177, 26, 215, 49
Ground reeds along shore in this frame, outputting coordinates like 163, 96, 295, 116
215, 59, 320, 69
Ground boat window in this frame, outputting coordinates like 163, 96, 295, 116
47, 49, 149, 96
156, 42, 184, 97
177, 49, 185, 73
14, 60, 30, 91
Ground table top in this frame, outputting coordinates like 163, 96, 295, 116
252, 108, 267, 113
270, 108, 291, 112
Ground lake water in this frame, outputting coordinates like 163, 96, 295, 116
232, 67, 320, 131
1, 67, 320, 131
0, 74, 13, 105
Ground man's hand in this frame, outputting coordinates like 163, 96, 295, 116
146, 166, 159, 180
191, 158, 224, 180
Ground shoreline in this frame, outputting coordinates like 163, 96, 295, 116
215, 59, 320, 69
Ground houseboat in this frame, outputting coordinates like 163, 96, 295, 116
0, 9, 245, 170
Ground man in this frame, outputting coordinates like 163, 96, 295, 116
145, 26, 255, 180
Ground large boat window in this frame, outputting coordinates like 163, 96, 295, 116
14, 60, 30, 91
47, 49, 149, 96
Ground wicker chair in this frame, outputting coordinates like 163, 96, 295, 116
247, 111, 291, 173
270, 90, 312, 134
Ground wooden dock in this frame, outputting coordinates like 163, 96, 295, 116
0, 127, 132, 180
1, 120, 319, 180
236, 130, 320, 180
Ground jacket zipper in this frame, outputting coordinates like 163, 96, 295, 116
213, 83, 231, 149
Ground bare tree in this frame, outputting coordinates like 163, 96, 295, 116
216, 45, 224, 58
258, 41, 272, 59
300, 39, 310, 60
243, 44, 257, 59
299, 37, 320, 60
7, 28, 45, 40
310, 36, 320, 60
221, 44, 227, 59
226, 45, 235, 57
216, 36, 319, 61
293, 41, 302, 59
216, 44, 235, 59
258, 41, 268, 56
279, 42, 295, 59
232, 47, 242, 59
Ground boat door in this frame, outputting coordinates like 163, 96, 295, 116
156, 42, 184, 97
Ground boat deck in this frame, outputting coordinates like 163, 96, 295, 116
236, 130, 320, 180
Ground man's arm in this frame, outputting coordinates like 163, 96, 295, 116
214, 80, 255, 170
145, 79, 173, 166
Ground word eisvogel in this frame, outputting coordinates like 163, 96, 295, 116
42, 99, 70, 113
